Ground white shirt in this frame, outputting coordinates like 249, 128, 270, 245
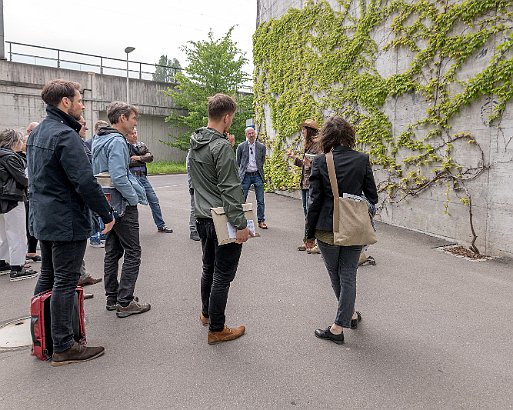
247, 141, 258, 172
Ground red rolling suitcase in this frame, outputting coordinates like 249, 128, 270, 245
30, 287, 87, 361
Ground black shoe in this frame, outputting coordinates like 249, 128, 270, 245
158, 226, 173, 233
190, 232, 200, 241
0, 261, 11, 273
350, 311, 362, 329
9, 267, 38, 282
314, 327, 344, 344
51, 341, 105, 367
106, 298, 118, 311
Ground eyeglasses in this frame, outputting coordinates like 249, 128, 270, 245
250, 147, 253, 154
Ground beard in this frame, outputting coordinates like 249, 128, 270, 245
69, 104, 83, 121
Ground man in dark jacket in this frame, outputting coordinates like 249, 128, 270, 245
236, 127, 267, 229
27, 79, 115, 366
189, 93, 250, 345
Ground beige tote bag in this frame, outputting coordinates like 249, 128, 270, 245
325, 152, 377, 246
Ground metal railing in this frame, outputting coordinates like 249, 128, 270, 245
5, 41, 253, 91
5, 41, 182, 82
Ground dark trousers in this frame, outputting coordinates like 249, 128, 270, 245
24, 201, 38, 253
104, 205, 141, 306
34, 240, 87, 353
196, 218, 242, 332
317, 241, 362, 328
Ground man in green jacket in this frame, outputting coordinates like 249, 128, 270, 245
189, 93, 250, 345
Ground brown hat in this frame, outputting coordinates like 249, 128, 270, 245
300, 119, 319, 130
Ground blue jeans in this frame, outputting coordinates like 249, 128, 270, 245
317, 241, 363, 328
134, 174, 166, 229
104, 205, 141, 306
301, 189, 310, 217
196, 218, 243, 332
34, 240, 87, 353
301, 189, 312, 241
241, 172, 265, 222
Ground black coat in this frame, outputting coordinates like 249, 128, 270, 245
0, 148, 27, 213
26, 105, 113, 241
306, 145, 378, 239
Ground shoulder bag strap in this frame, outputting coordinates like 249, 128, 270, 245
325, 151, 340, 233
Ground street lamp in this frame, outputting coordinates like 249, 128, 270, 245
124, 46, 135, 104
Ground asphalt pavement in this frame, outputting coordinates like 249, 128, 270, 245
1, 173, 512, 409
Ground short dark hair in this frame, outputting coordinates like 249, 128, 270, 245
41, 79, 81, 106
320, 116, 356, 153
107, 101, 138, 124
208, 94, 237, 121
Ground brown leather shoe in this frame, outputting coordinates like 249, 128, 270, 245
51, 342, 105, 367
78, 276, 102, 287
208, 325, 245, 345
199, 313, 209, 326
258, 222, 268, 229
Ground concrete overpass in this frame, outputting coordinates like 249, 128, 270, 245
0, 59, 186, 162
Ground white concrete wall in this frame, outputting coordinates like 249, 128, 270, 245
256, 0, 513, 257
0, 60, 186, 162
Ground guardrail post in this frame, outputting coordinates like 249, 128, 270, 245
57, 50, 60, 68
139, 62, 142, 79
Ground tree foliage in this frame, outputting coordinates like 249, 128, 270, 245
164, 28, 253, 150
153, 55, 181, 83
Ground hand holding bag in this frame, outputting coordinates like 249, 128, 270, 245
210, 203, 259, 245
326, 151, 377, 246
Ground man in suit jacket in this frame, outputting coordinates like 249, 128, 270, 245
236, 127, 267, 229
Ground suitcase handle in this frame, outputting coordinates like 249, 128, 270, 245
30, 316, 41, 347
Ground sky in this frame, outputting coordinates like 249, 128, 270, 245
3, 0, 257, 78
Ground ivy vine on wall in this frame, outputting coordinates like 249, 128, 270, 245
253, 0, 513, 253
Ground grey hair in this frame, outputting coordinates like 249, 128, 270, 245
0, 129, 23, 149
107, 101, 138, 124
94, 120, 109, 134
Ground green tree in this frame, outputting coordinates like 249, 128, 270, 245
153, 55, 181, 83
164, 28, 253, 150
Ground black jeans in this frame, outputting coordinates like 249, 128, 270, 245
24, 201, 38, 253
34, 240, 87, 353
196, 218, 242, 332
317, 241, 362, 328
104, 205, 141, 306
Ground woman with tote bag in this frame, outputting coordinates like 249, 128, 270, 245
305, 116, 378, 344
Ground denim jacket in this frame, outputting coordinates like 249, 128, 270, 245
91, 128, 147, 212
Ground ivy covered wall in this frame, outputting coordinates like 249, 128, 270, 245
253, 0, 513, 256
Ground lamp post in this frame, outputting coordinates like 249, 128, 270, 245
124, 46, 135, 104
0, 0, 5, 60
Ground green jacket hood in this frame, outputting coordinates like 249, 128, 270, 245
190, 127, 225, 150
